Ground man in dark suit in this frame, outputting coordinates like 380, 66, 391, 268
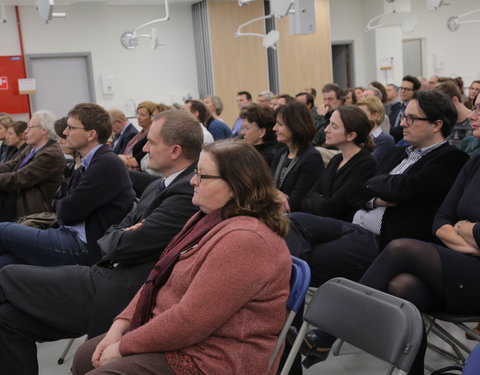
109, 108, 138, 154
0, 103, 135, 268
0, 110, 203, 375
389, 75, 421, 143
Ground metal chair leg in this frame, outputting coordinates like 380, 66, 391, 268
57, 338, 76, 365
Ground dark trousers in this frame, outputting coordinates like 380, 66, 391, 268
0, 190, 17, 221
72, 334, 175, 375
0, 264, 108, 375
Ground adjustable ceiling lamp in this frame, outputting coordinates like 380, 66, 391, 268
447, 8, 480, 32
34, 0, 66, 24
120, 0, 169, 50
365, 0, 417, 32
234, 0, 294, 49
1, 2, 6, 23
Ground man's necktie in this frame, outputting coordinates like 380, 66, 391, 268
156, 178, 166, 195
16, 149, 36, 170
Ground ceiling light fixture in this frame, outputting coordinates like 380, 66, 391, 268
447, 9, 480, 32
120, 0, 169, 50
34, 0, 66, 24
234, 0, 294, 49
0, 2, 6, 23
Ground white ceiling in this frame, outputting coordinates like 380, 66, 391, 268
3, 0, 198, 5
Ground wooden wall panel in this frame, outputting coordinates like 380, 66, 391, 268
276, 0, 332, 96
208, 1, 269, 126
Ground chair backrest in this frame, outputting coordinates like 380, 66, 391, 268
288, 257, 311, 313
463, 343, 480, 374
268, 256, 311, 371
304, 277, 423, 372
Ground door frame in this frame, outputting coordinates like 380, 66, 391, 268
331, 40, 355, 88
24, 52, 96, 112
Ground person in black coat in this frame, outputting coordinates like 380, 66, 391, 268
109, 108, 138, 155
0, 110, 204, 375
271, 101, 324, 212
301, 105, 377, 221
239, 103, 279, 167
285, 90, 470, 373
357, 94, 480, 375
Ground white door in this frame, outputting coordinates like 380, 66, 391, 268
403, 39, 423, 78
26, 53, 95, 117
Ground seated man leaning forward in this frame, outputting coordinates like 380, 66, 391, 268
0, 103, 135, 268
0, 110, 65, 222
0, 110, 203, 375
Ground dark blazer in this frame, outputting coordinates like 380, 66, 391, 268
112, 123, 138, 155
350, 143, 469, 248
372, 131, 395, 162
132, 134, 148, 165
0, 140, 65, 218
254, 141, 280, 167
302, 149, 377, 221
56, 144, 135, 264
89, 165, 198, 336
271, 145, 325, 212
388, 101, 404, 128
206, 118, 232, 140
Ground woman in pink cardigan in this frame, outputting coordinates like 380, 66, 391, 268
72, 139, 292, 375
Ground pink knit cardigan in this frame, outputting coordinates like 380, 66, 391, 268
117, 215, 292, 375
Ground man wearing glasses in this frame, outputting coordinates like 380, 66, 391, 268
351, 90, 469, 249
0, 103, 135, 269
0, 110, 203, 375
0, 110, 65, 221
390, 75, 421, 143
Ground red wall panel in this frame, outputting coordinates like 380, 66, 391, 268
0, 56, 30, 114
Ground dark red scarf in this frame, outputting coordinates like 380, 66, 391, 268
130, 207, 227, 330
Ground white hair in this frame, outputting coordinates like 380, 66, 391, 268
34, 110, 58, 140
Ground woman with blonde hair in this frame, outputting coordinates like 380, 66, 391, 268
118, 101, 157, 170
357, 96, 394, 162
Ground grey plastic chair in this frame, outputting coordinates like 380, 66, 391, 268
280, 277, 423, 375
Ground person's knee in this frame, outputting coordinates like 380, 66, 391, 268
387, 273, 418, 298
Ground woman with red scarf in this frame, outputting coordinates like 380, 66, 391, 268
72, 139, 292, 375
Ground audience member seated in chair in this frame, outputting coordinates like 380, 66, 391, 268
3, 120, 27, 161
271, 101, 325, 212
109, 108, 138, 155
355, 92, 480, 375
0, 110, 66, 222
0, 103, 135, 268
0, 113, 17, 163
71, 139, 291, 375
118, 101, 157, 170
0, 110, 204, 375
356, 96, 394, 162
301, 105, 377, 221
239, 103, 278, 167
285, 90, 469, 373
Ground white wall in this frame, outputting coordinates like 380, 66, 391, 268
330, 0, 480, 89
0, 4, 198, 118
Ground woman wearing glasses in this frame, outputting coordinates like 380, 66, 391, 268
72, 139, 291, 375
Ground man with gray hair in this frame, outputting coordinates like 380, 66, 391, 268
0, 110, 65, 221
257, 90, 274, 106
0, 103, 135, 268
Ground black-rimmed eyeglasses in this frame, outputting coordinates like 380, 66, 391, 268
193, 169, 222, 182
399, 114, 431, 127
